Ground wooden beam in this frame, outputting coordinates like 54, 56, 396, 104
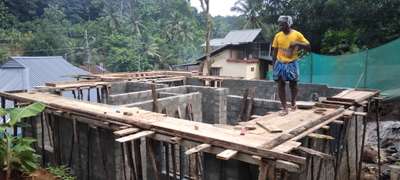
216, 149, 238, 160
296, 146, 333, 160
256, 122, 283, 133
152, 134, 301, 172
1, 91, 307, 165
321, 125, 330, 130
113, 128, 140, 136
250, 115, 262, 119
332, 120, 344, 125
290, 113, 344, 141
116, 131, 155, 143
354, 111, 367, 116
307, 133, 335, 140
185, 144, 211, 155
170, 137, 182, 144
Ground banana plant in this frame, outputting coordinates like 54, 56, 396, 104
0, 102, 46, 180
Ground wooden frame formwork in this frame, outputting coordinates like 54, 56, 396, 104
0, 72, 381, 180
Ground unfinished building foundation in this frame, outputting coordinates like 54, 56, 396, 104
0, 71, 380, 180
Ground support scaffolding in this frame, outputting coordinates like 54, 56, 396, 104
0, 72, 383, 180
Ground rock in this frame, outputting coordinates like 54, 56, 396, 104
363, 145, 388, 164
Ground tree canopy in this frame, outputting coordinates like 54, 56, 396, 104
0, 0, 398, 70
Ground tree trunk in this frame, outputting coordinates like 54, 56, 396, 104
199, 0, 212, 76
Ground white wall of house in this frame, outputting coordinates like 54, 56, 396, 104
202, 49, 260, 79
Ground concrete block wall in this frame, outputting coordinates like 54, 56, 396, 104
186, 78, 346, 101
125, 92, 203, 121
109, 81, 168, 95
187, 86, 228, 124
108, 86, 188, 105
227, 95, 281, 124
109, 84, 229, 124
39, 115, 123, 180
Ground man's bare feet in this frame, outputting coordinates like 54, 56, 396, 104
290, 105, 297, 111
279, 108, 289, 116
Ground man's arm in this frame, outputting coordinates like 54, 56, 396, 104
290, 42, 311, 51
272, 48, 278, 63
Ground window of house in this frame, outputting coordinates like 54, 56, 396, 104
210, 67, 221, 76
251, 67, 255, 72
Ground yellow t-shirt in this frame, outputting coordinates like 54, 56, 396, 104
272, 29, 310, 63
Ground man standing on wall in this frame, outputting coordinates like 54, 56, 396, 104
272, 15, 310, 116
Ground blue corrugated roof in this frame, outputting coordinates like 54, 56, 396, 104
0, 58, 24, 68
223, 28, 262, 44
0, 56, 89, 91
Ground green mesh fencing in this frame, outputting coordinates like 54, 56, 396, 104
298, 38, 400, 100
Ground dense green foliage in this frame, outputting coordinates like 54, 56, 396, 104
232, 0, 400, 54
0, 0, 399, 69
46, 165, 76, 180
0, 0, 205, 70
0, 102, 46, 180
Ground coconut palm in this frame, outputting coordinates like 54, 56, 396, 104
231, 0, 265, 29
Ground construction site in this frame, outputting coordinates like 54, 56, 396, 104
0, 71, 389, 180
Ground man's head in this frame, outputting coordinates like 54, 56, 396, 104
278, 16, 293, 32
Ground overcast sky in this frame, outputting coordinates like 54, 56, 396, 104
190, 0, 240, 17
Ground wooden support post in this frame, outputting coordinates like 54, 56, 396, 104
79, 89, 83, 100
151, 84, 159, 112
116, 131, 155, 143
147, 139, 161, 180
171, 144, 177, 180
164, 143, 170, 180
126, 141, 136, 180
244, 87, 255, 121
237, 89, 249, 122
133, 140, 143, 180
95, 128, 109, 180
357, 115, 367, 180
217, 149, 238, 160
96, 87, 101, 103
13, 100, 17, 136
87, 88, 91, 101
72, 90, 77, 99
185, 144, 211, 155
40, 113, 45, 166
1, 96, 5, 124
179, 145, 184, 180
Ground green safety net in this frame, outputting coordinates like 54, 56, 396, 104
298, 38, 400, 101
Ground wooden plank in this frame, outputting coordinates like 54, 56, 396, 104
250, 115, 262, 119
271, 141, 302, 153
307, 133, 335, 140
113, 128, 140, 136
256, 122, 283, 133
216, 149, 238, 160
152, 133, 301, 172
185, 144, 211, 155
290, 113, 344, 141
296, 146, 333, 160
332, 120, 344, 125
0, 92, 310, 164
116, 131, 154, 143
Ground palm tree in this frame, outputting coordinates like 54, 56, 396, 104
231, 0, 265, 29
